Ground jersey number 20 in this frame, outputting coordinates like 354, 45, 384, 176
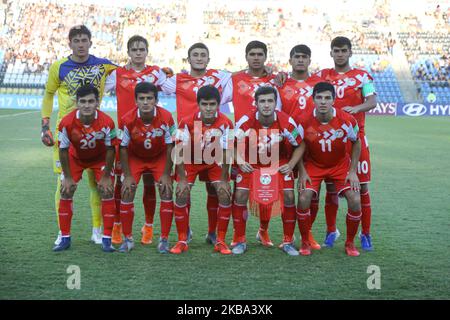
80, 139, 96, 149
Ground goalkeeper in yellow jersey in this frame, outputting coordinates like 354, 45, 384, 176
40, 25, 116, 245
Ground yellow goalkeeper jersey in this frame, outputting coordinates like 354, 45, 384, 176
41, 55, 117, 120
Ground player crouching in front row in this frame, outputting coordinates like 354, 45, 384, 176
118, 82, 176, 254
232, 86, 304, 255
294, 82, 362, 257
172, 85, 234, 255
53, 85, 117, 252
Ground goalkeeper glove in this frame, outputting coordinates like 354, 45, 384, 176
41, 117, 55, 146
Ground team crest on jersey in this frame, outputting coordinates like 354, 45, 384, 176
236, 174, 243, 183
260, 174, 272, 185
345, 78, 356, 86
205, 76, 216, 85
153, 128, 164, 137
141, 74, 156, 83
335, 129, 344, 139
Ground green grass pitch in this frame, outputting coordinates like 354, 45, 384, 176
0, 109, 449, 299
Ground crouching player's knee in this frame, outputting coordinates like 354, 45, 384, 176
345, 190, 361, 212
298, 190, 313, 210
234, 189, 249, 206
283, 190, 295, 207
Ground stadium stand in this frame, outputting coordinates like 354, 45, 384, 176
0, 0, 448, 104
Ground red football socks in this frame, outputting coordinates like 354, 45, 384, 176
346, 209, 362, 244
207, 194, 219, 234
159, 200, 174, 240
174, 203, 189, 241
217, 204, 232, 242
296, 207, 311, 243
114, 178, 122, 223
58, 198, 73, 236
143, 184, 156, 225
282, 205, 296, 243
120, 201, 134, 238
325, 191, 338, 232
101, 198, 116, 237
360, 191, 372, 235
310, 195, 319, 225
232, 202, 248, 243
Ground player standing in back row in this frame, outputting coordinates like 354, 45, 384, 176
41, 25, 116, 247
105, 35, 167, 246
161, 43, 232, 245
316, 36, 376, 251
220, 40, 282, 245
277, 44, 322, 250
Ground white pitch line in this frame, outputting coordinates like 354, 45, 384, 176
0, 110, 40, 118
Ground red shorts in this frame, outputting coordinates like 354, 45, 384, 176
199, 170, 210, 182
357, 135, 371, 184
304, 159, 351, 196
125, 153, 167, 184
63, 155, 114, 183
178, 163, 226, 185
235, 168, 295, 190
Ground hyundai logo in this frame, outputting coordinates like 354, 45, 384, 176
403, 103, 427, 116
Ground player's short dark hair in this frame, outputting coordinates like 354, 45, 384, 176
290, 44, 311, 58
127, 35, 148, 51
69, 25, 92, 41
134, 82, 158, 101
331, 36, 352, 50
76, 84, 99, 101
313, 82, 336, 99
197, 85, 221, 105
255, 86, 277, 103
188, 43, 209, 58
245, 40, 267, 56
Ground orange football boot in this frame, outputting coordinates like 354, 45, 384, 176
214, 241, 232, 255
112, 223, 123, 245
170, 241, 189, 254
309, 230, 321, 250
141, 225, 153, 245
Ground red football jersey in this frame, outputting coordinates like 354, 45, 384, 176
119, 106, 176, 160
315, 68, 375, 135
222, 71, 281, 123
234, 110, 301, 167
176, 112, 234, 165
295, 108, 359, 168
58, 110, 117, 163
110, 65, 167, 122
161, 69, 231, 123
278, 74, 322, 116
